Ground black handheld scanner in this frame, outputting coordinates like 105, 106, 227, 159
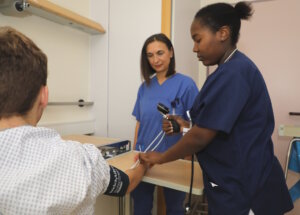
157, 103, 169, 119
157, 103, 180, 133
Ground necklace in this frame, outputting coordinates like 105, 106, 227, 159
224, 48, 237, 63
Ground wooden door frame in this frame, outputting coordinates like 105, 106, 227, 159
161, 0, 172, 38
158, 2, 172, 215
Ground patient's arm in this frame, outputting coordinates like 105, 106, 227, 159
104, 163, 147, 196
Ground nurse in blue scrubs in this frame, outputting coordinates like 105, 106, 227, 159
131, 33, 199, 215
140, 2, 294, 215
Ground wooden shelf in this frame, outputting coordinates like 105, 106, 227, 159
0, 0, 105, 34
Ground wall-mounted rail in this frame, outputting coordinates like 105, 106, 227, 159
48, 100, 94, 107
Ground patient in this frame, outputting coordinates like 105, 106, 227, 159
0, 26, 147, 215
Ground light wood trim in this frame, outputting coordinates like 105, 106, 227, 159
159, 0, 172, 205
279, 125, 300, 137
159, 0, 172, 207
161, 0, 172, 38
27, 0, 105, 34
62, 134, 120, 147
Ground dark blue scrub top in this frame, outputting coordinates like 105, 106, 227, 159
190, 51, 293, 215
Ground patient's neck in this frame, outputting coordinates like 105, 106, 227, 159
0, 115, 31, 131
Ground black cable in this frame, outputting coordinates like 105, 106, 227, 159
185, 154, 194, 214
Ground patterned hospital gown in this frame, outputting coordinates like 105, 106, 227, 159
0, 125, 110, 215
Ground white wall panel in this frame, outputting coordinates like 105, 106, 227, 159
107, 0, 161, 141
90, 0, 110, 137
172, 0, 201, 85
0, 1, 93, 135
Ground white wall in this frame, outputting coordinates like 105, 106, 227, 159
198, 0, 271, 88
90, 1, 162, 214
1, 0, 162, 140
237, 0, 300, 166
201, 0, 263, 5
1, 1, 164, 214
105, 0, 161, 141
90, 0, 110, 137
1, 0, 162, 137
171, 0, 201, 84
0, 0, 94, 135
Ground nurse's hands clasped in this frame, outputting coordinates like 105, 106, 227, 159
138, 151, 164, 166
162, 115, 189, 135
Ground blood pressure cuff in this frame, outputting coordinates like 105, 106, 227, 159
104, 165, 129, 197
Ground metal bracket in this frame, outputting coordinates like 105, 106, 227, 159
14, 0, 29, 12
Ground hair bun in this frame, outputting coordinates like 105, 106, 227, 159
234, 1, 253, 20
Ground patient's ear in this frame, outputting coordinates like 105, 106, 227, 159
40, 86, 48, 108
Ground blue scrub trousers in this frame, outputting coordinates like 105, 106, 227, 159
131, 182, 186, 215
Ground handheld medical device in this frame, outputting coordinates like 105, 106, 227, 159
157, 103, 194, 214
157, 103, 181, 133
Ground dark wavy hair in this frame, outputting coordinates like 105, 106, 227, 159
140, 33, 176, 85
194, 1, 253, 45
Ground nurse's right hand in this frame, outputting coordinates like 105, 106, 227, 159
139, 151, 163, 165
162, 115, 189, 135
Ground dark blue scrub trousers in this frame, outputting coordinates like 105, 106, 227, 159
131, 182, 186, 215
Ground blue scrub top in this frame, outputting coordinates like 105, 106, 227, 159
133, 73, 198, 153
190, 51, 293, 214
